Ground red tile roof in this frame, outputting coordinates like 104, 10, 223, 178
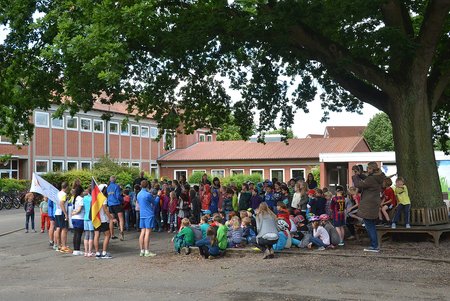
158, 137, 369, 162
324, 126, 366, 138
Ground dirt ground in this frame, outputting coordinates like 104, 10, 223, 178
1, 219, 449, 301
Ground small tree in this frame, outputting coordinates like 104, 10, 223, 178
363, 113, 395, 152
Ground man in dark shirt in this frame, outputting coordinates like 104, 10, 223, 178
133, 171, 147, 188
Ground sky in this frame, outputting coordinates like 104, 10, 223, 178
0, 25, 380, 138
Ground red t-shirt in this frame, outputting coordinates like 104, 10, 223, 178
383, 187, 397, 207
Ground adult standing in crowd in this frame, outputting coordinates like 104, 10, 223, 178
133, 171, 147, 188
107, 176, 125, 241
137, 180, 160, 257
306, 173, 318, 189
255, 202, 279, 259
356, 162, 385, 253
351, 165, 366, 188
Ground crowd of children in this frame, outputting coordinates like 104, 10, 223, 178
27, 169, 412, 259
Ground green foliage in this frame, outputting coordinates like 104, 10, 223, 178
310, 166, 320, 188
189, 172, 211, 184
440, 177, 449, 193
221, 173, 263, 190
265, 129, 296, 139
363, 113, 395, 152
0, 178, 30, 192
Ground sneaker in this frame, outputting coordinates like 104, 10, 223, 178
269, 249, 275, 258
88, 252, 95, 257
40, 230, 44, 233
33, 229, 37, 233
84, 252, 88, 257
25, 230, 28, 233
49, 241, 54, 247
167, 230, 172, 234
60, 247, 73, 254
208, 255, 215, 260
363, 247, 380, 253
384, 222, 391, 228
53, 244, 59, 251
95, 252, 102, 259
72, 251, 82, 256
251, 247, 262, 252
181, 247, 191, 255
119, 232, 124, 241
406, 224, 411, 229
338, 242, 345, 246
111, 236, 118, 240
140, 250, 145, 257
347, 235, 355, 240
317, 246, 326, 251
262, 249, 270, 259
361, 224, 365, 227
144, 251, 156, 257
391, 223, 396, 229
101, 253, 112, 259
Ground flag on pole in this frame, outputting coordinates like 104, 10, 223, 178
30, 172, 59, 204
91, 177, 106, 228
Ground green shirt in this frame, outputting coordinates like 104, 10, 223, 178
217, 224, 228, 250
394, 185, 411, 205
39, 201, 48, 213
177, 226, 195, 245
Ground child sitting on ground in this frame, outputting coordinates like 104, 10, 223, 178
273, 219, 301, 252
392, 177, 411, 229
227, 220, 244, 248
199, 215, 210, 239
214, 215, 228, 253
173, 218, 195, 255
308, 216, 330, 250
242, 216, 256, 245
198, 226, 221, 259
276, 202, 291, 229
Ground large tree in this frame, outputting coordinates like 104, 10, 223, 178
1, 0, 449, 208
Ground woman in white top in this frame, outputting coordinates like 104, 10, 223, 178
71, 189, 85, 256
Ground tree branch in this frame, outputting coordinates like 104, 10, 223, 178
428, 38, 450, 110
380, 0, 414, 37
288, 23, 395, 96
412, 0, 450, 78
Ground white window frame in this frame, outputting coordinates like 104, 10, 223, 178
211, 169, 225, 178
0, 136, 11, 144
131, 125, 140, 137
67, 161, 78, 171
207, 135, 213, 142
51, 116, 64, 129
80, 118, 92, 132
52, 160, 64, 172
174, 169, 188, 180
199, 134, 206, 142
250, 169, 265, 179
270, 169, 285, 182
120, 123, 129, 136
109, 121, 119, 134
66, 116, 78, 131
35, 112, 49, 128
290, 168, 306, 180
230, 169, 244, 176
150, 127, 158, 139
35, 160, 49, 174
80, 161, 92, 170
131, 162, 140, 168
93, 120, 104, 133
192, 169, 206, 175
141, 126, 149, 138
121, 162, 130, 167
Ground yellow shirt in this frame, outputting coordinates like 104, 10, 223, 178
394, 185, 411, 205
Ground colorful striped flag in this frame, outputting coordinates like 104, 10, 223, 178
91, 177, 106, 229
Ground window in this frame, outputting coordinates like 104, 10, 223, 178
67, 161, 78, 171
231, 169, 244, 176
35, 160, 49, 174
51, 116, 64, 129
80, 118, 92, 132
174, 170, 187, 180
131, 125, 139, 136
81, 162, 92, 170
150, 163, 158, 177
121, 162, 130, 167
211, 169, 225, 178
0, 136, 11, 144
0, 159, 19, 179
66, 117, 78, 130
109, 122, 119, 134
141, 126, 149, 138
163, 131, 176, 150
192, 170, 206, 174
131, 162, 140, 168
150, 127, 158, 139
52, 161, 64, 172
270, 169, 285, 182
290, 168, 306, 181
250, 169, 264, 179
207, 135, 213, 142
121, 123, 129, 135
93, 120, 104, 133
35, 112, 49, 127
199, 134, 205, 142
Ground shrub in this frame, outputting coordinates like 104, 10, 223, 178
189, 172, 211, 184
0, 178, 30, 192
221, 173, 263, 190
311, 166, 320, 188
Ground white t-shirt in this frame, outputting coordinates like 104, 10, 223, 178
99, 199, 109, 223
314, 226, 330, 245
72, 196, 84, 220
55, 191, 67, 216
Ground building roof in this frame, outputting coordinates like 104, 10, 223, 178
158, 137, 369, 162
324, 126, 366, 138
306, 134, 323, 138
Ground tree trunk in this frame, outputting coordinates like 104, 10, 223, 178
389, 92, 443, 208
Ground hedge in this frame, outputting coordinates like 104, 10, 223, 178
0, 178, 30, 192
189, 172, 262, 191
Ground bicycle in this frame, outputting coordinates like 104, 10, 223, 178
0, 192, 12, 210
10, 190, 22, 209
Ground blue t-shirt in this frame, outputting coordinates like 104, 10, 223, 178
83, 194, 92, 221
107, 182, 122, 206
48, 199, 55, 218
200, 223, 209, 239
264, 193, 275, 208
137, 189, 159, 219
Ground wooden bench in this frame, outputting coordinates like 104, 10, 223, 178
376, 224, 450, 247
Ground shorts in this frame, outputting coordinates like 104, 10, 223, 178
84, 220, 94, 231
55, 215, 68, 229
95, 222, 109, 233
109, 205, 123, 214
72, 219, 84, 230
140, 217, 155, 229
333, 219, 346, 227
49, 216, 55, 221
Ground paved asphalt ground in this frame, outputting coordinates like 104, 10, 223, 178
1, 209, 450, 301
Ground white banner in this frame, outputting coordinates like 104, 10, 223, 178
30, 173, 59, 204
